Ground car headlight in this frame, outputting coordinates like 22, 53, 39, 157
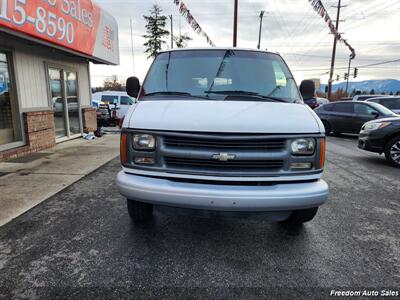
133, 134, 156, 151
362, 122, 391, 132
291, 138, 315, 155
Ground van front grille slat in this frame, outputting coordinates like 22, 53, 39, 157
163, 136, 286, 150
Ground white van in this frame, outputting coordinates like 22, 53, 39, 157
117, 48, 329, 225
92, 91, 136, 119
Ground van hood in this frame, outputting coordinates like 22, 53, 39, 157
128, 100, 322, 134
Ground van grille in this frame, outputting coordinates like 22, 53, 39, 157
165, 157, 284, 172
158, 133, 289, 175
163, 136, 286, 150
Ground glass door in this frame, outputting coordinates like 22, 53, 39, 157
49, 68, 67, 139
48, 68, 81, 140
65, 71, 80, 136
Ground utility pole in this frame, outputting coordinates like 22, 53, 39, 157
130, 18, 135, 74
257, 11, 265, 50
233, 0, 238, 47
169, 15, 174, 49
327, 0, 344, 100
345, 55, 352, 96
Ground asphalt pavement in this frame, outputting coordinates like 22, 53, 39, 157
0, 135, 399, 299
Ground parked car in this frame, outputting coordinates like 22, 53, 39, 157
92, 91, 136, 120
358, 116, 400, 167
116, 48, 328, 225
316, 97, 329, 105
352, 94, 387, 101
366, 97, 400, 114
315, 101, 397, 135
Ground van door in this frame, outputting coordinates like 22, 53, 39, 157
118, 96, 134, 119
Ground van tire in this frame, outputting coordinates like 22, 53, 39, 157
384, 136, 400, 168
283, 207, 318, 225
127, 199, 153, 222
322, 120, 331, 135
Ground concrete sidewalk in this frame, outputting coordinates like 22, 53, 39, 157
0, 134, 120, 226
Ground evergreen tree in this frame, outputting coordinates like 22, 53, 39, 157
143, 5, 169, 59
174, 33, 192, 48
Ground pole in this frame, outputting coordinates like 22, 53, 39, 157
169, 15, 174, 49
257, 11, 265, 50
327, 0, 342, 100
233, 0, 238, 47
345, 56, 352, 96
130, 18, 135, 74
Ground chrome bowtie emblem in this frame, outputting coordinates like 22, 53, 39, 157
212, 153, 236, 161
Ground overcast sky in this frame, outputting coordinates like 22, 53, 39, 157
90, 0, 400, 87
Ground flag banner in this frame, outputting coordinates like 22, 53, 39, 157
308, 0, 356, 59
174, 0, 215, 47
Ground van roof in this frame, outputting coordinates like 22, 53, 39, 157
159, 47, 280, 55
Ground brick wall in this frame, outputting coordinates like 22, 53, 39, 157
82, 107, 97, 133
0, 111, 56, 161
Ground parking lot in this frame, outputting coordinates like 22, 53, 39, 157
0, 135, 399, 299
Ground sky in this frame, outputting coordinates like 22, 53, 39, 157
90, 0, 400, 87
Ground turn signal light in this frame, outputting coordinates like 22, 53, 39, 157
319, 138, 326, 169
120, 133, 127, 163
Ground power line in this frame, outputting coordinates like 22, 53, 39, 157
292, 58, 400, 72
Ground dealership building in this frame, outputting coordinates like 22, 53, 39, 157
0, 0, 119, 160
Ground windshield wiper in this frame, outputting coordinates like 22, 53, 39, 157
204, 90, 288, 102
144, 91, 209, 99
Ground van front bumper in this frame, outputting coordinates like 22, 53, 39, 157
116, 171, 329, 212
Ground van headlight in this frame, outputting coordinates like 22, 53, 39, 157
133, 134, 156, 151
291, 138, 315, 155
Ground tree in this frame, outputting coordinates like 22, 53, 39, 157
142, 5, 169, 59
174, 33, 192, 48
102, 76, 124, 91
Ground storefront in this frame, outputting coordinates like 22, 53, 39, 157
0, 0, 119, 160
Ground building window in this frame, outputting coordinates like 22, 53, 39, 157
0, 51, 21, 147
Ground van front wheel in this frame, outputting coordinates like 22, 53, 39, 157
127, 199, 153, 222
283, 207, 318, 225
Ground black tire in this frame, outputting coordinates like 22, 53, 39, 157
322, 120, 331, 135
384, 136, 400, 168
283, 207, 318, 225
127, 199, 153, 222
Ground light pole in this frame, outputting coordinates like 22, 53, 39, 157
233, 0, 238, 47
345, 55, 353, 96
169, 15, 174, 49
327, 0, 343, 100
130, 18, 135, 74
257, 11, 265, 50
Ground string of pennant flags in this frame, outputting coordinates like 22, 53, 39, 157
173, 0, 216, 47
309, 0, 356, 59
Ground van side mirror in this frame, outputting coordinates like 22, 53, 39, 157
299, 80, 316, 100
126, 77, 141, 98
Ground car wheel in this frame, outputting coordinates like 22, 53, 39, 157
127, 199, 153, 222
282, 207, 318, 225
322, 120, 331, 135
384, 136, 400, 168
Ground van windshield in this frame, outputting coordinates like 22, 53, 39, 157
142, 50, 301, 103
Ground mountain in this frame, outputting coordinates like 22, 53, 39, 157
319, 79, 400, 94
